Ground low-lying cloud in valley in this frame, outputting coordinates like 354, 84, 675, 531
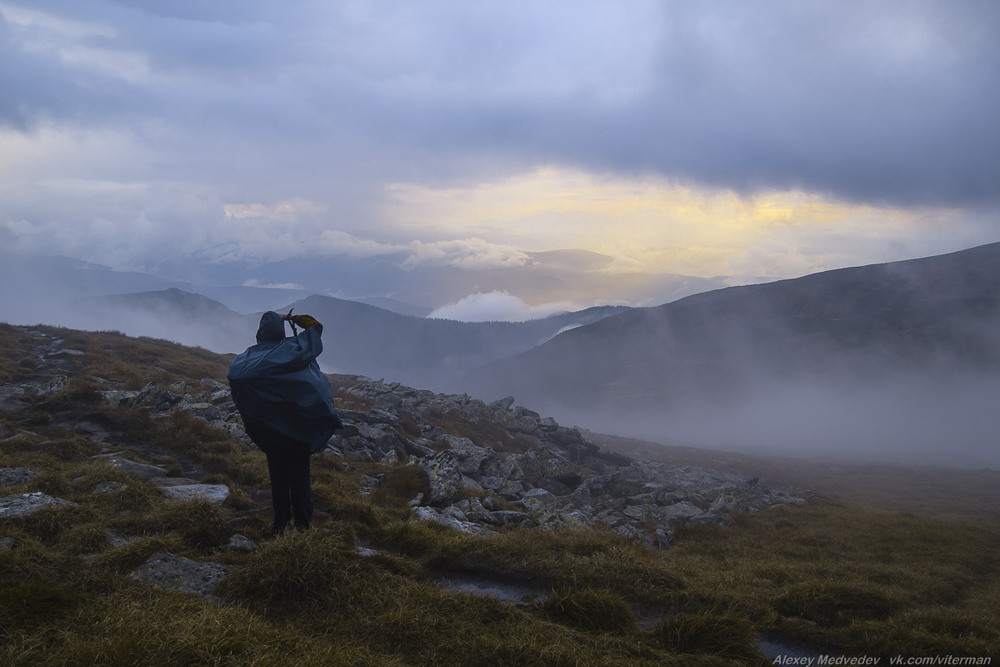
428, 292, 579, 323
597, 372, 1000, 470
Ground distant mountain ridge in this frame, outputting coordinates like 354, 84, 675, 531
462, 242, 1000, 467
278, 295, 629, 389
145, 248, 728, 311
79, 289, 629, 392
82, 288, 257, 353
6, 242, 1000, 465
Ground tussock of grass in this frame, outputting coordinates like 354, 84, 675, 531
535, 587, 636, 633
0, 325, 38, 385
25, 468, 73, 496
0, 537, 76, 588
58, 522, 111, 555
88, 479, 163, 515
218, 529, 375, 616
426, 407, 537, 454
643, 612, 761, 662
773, 581, 900, 626
327, 375, 376, 410
33, 377, 105, 411
310, 461, 391, 528
5, 504, 99, 546
0, 589, 396, 667
0, 581, 85, 633
113, 498, 232, 550
370, 517, 456, 563
155, 411, 268, 486
442, 528, 686, 607
86, 535, 187, 576
369, 463, 430, 510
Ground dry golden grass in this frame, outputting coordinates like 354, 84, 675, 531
426, 407, 537, 454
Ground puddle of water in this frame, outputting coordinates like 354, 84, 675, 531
756, 635, 821, 661
355, 543, 544, 604
434, 573, 542, 603
358, 544, 822, 662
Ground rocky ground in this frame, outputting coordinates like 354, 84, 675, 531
0, 326, 807, 598
3, 326, 807, 561
330, 377, 808, 545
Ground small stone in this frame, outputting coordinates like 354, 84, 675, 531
655, 528, 675, 549
413, 506, 494, 536
520, 487, 559, 513
177, 402, 223, 422
96, 456, 170, 480
160, 484, 230, 505
0, 467, 37, 487
107, 530, 131, 547
100, 390, 141, 407
225, 534, 255, 551
93, 481, 127, 493
422, 450, 462, 506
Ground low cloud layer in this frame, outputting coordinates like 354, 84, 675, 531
429, 291, 578, 322
602, 373, 1000, 470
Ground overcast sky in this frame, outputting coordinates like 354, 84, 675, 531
2, 0, 999, 304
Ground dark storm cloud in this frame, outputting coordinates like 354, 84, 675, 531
502, 1, 1000, 208
1, 0, 999, 260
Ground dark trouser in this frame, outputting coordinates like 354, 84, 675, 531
264, 442, 313, 533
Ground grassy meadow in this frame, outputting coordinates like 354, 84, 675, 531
1, 324, 998, 664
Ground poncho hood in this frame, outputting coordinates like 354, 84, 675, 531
256, 311, 286, 343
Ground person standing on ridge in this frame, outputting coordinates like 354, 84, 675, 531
228, 310, 343, 534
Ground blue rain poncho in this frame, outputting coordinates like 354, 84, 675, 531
228, 311, 343, 453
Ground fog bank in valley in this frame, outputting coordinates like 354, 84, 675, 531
551, 370, 1000, 470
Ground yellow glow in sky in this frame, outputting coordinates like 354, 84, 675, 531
383, 167, 956, 281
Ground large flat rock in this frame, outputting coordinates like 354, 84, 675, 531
130, 551, 228, 597
0, 492, 74, 518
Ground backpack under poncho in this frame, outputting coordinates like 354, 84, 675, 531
228, 311, 343, 453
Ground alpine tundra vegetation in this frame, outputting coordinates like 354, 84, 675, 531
1, 323, 998, 664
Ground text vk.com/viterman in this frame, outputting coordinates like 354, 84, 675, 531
773, 657, 991, 666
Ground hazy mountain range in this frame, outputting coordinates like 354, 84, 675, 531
468, 241, 1000, 405
3, 242, 1000, 467
71, 288, 628, 391
1, 246, 724, 316
142, 247, 729, 313
465, 242, 1000, 467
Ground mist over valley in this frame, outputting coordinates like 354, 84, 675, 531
3, 243, 999, 469
466, 242, 1000, 468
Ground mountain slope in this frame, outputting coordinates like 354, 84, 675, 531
464, 242, 1000, 467
287, 294, 628, 388
66, 289, 628, 391
78, 288, 258, 353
